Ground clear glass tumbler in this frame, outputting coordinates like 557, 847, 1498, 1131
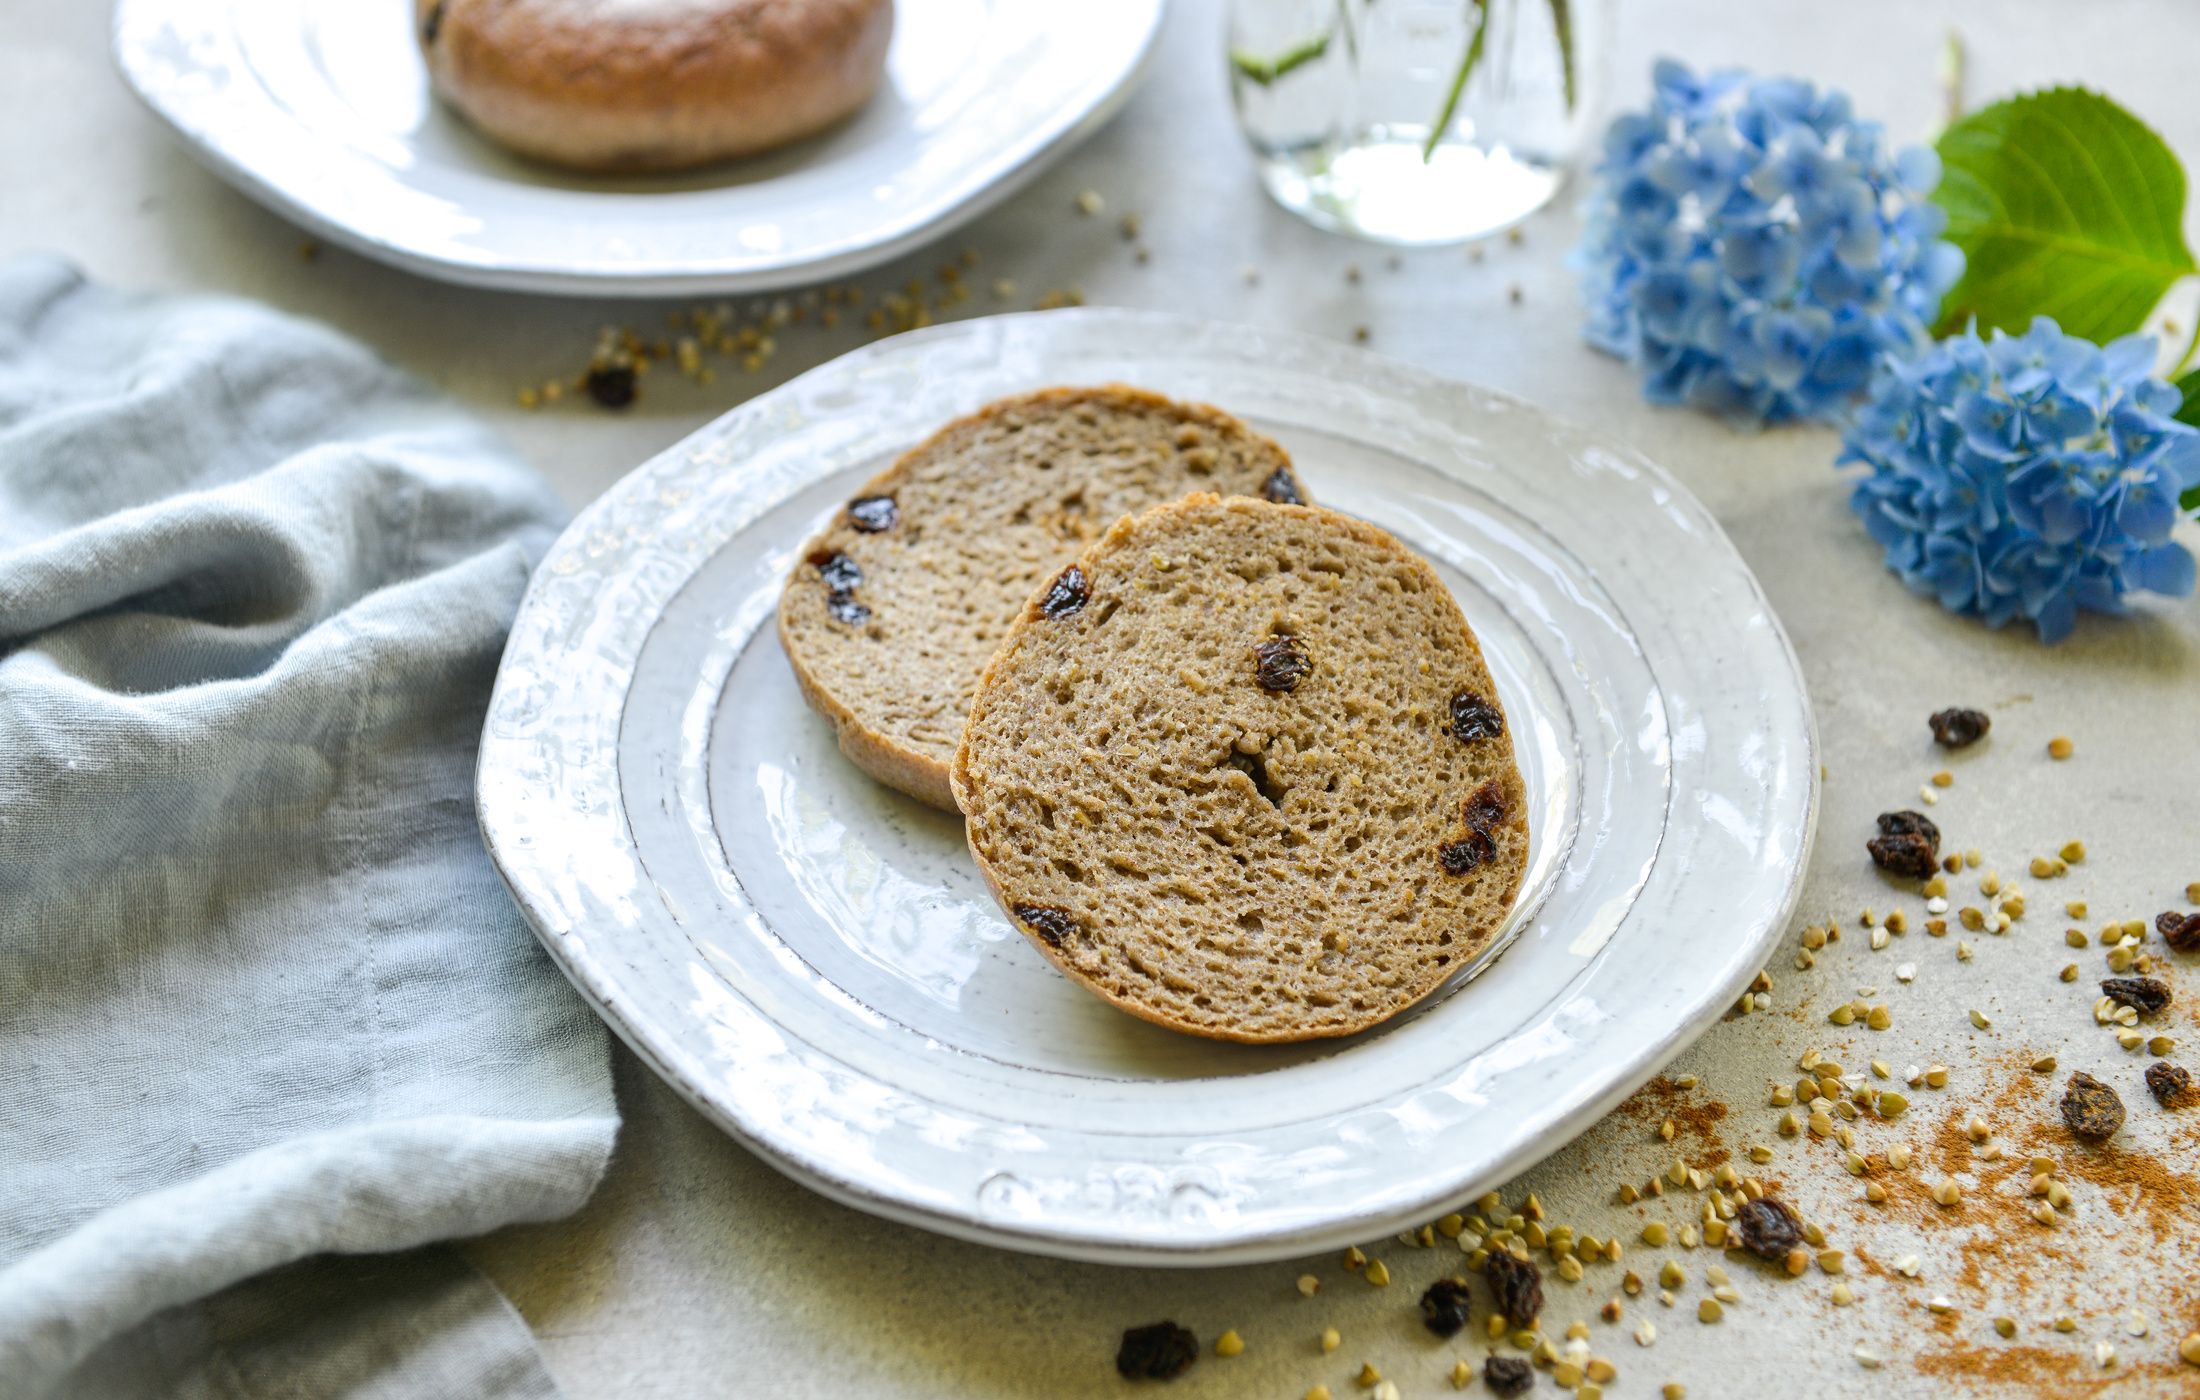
1229, 0, 1605, 245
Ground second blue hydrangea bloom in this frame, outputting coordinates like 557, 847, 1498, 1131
1578, 61, 1965, 424
1841, 318, 2200, 642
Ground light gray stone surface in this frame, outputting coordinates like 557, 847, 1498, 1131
8, 2, 2200, 1395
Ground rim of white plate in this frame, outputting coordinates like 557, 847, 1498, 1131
477, 309, 1819, 1264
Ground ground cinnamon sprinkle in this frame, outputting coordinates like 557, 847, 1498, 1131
1912, 1339, 2158, 1394
1610, 1074, 1733, 1168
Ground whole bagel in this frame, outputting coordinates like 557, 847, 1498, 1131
415, 0, 895, 173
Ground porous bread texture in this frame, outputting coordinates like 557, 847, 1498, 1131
952, 494, 1530, 1044
778, 386, 1304, 810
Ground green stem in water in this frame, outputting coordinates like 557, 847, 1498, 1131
1230, 29, 1334, 87
1547, 0, 1576, 112
1422, 1, 1490, 162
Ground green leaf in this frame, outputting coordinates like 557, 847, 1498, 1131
1422, 2, 1489, 162
1932, 88, 2196, 343
1229, 30, 1332, 87
2176, 370, 2200, 513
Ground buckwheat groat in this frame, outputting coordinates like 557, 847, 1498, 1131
778, 387, 1304, 809
952, 493, 1528, 1043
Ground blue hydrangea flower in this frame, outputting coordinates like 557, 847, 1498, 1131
1841, 318, 2200, 643
1577, 60, 1965, 424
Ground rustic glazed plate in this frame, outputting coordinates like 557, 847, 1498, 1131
111, 0, 1162, 296
478, 310, 1818, 1265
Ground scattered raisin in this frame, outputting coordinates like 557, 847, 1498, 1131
1483, 1354, 1534, 1397
1876, 809, 1940, 846
582, 362, 637, 409
1115, 1321, 1197, 1380
1731, 1196, 1804, 1261
1463, 779, 1508, 835
1259, 466, 1304, 505
846, 495, 899, 532
1441, 780, 1510, 875
2101, 977, 2171, 1016
1012, 904, 1077, 947
1928, 707, 1991, 748
2146, 1060, 2190, 1106
1253, 636, 1311, 693
2060, 1071, 2125, 1140
1483, 1249, 1543, 1328
1866, 810, 1940, 880
1448, 692, 1504, 743
808, 550, 868, 626
808, 550, 863, 593
2158, 909, 2200, 952
1440, 833, 1494, 875
1419, 1278, 1473, 1337
1039, 564, 1089, 619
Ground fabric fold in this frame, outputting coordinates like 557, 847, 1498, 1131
0, 256, 616, 1400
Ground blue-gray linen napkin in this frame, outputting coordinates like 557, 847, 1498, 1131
0, 256, 617, 1399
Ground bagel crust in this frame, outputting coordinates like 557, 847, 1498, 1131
416, 0, 895, 172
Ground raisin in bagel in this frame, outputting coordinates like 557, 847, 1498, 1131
951, 494, 1528, 1043
415, 0, 895, 172
778, 387, 1305, 810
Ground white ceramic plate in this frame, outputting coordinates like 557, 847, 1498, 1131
478, 310, 1818, 1265
111, 0, 1162, 297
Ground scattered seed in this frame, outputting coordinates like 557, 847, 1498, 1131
1364, 1259, 1390, 1287
1932, 1178, 1962, 1207
1969, 1009, 1991, 1030
1214, 1329, 1244, 1357
2049, 736, 2074, 759
1074, 190, 1104, 215
2061, 963, 2081, 982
